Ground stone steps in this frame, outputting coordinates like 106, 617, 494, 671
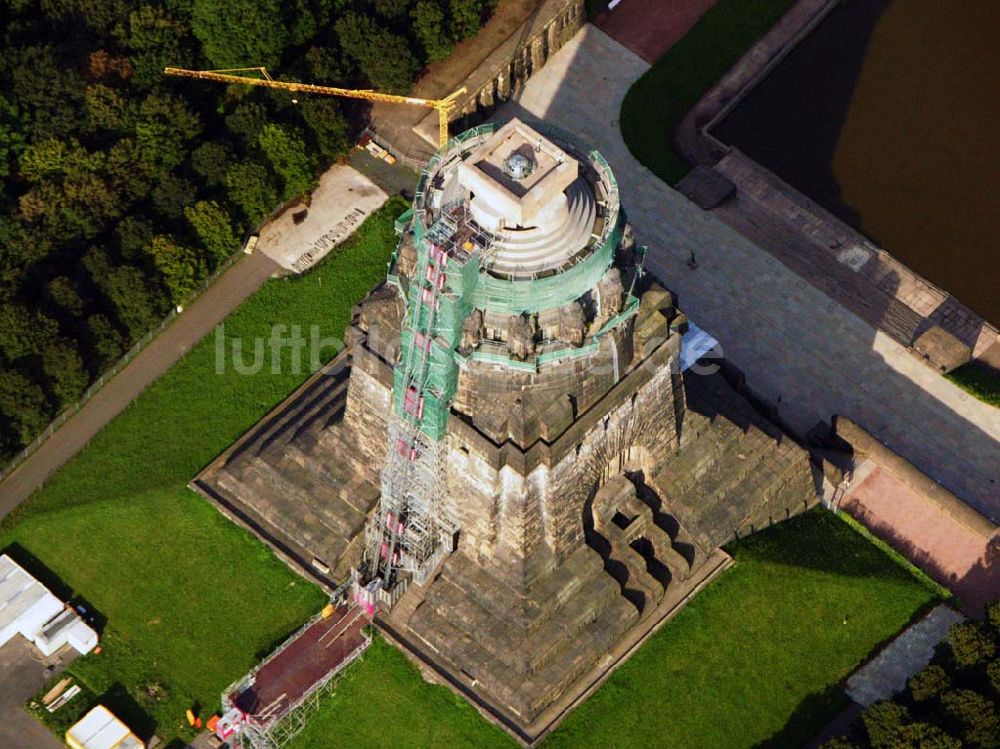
214, 466, 352, 567
227, 372, 349, 465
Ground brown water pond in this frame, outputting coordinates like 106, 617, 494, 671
714, 0, 1000, 324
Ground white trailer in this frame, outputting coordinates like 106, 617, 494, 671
66, 705, 144, 749
0, 554, 97, 657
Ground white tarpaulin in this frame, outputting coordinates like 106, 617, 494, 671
680, 321, 719, 372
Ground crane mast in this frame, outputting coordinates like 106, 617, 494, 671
163, 66, 466, 148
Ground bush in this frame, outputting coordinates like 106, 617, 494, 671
947, 622, 996, 668
863, 701, 911, 748
908, 664, 951, 703
939, 689, 1000, 748
885, 722, 960, 749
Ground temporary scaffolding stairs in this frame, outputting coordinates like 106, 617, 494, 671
355, 207, 496, 613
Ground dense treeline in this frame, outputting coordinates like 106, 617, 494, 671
0, 0, 493, 462
823, 600, 1000, 749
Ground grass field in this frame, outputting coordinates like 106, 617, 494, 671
619, 0, 797, 183
288, 636, 515, 749
545, 509, 940, 748
0, 197, 409, 745
280, 509, 940, 749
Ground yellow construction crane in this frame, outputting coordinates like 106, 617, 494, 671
163, 66, 467, 149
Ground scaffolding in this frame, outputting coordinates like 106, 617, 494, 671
354, 205, 498, 608
353, 120, 629, 610
215, 597, 371, 749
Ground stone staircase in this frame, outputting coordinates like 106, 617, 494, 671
202, 365, 380, 579
404, 545, 638, 723
652, 371, 815, 550
588, 474, 703, 616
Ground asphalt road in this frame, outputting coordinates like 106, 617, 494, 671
0, 251, 279, 518
0, 638, 72, 749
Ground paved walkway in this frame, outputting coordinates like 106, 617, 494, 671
845, 604, 963, 706
497, 25, 1000, 517
0, 251, 279, 517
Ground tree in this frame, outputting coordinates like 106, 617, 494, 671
135, 92, 201, 176
41, 341, 88, 405
107, 138, 154, 204
908, 664, 950, 703
987, 600, 1000, 633
145, 234, 207, 305
40, 0, 131, 34
84, 84, 131, 134
47, 277, 85, 318
118, 4, 193, 88
299, 98, 350, 163
192, 0, 290, 69
185, 200, 238, 265
988, 659, 1000, 697
225, 100, 269, 144
83, 314, 124, 370
948, 622, 996, 668
8, 45, 86, 141
116, 216, 154, 260
863, 701, 910, 749
83, 249, 164, 338
819, 738, 859, 749
190, 141, 233, 186
335, 13, 419, 94
449, 0, 483, 41
258, 123, 316, 199
0, 368, 49, 449
374, 0, 409, 20
0, 95, 26, 182
939, 689, 1000, 748
885, 723, 961, 749
411, 0, 452, 63
152, 172, 197, 219
225, 162, 278, 225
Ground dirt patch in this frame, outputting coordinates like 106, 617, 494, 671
595, 0, 718, 63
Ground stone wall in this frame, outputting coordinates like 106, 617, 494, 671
412, 0, 587, 145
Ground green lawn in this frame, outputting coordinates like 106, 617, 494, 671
278, 509, 941, 749
1, 196, 409, 745
545, 509, 940, 748
288, 636, 515, 749
946, 362, 1000, 408
619, 0, 797, 184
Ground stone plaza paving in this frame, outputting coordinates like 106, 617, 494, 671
498, 25, 1000, 517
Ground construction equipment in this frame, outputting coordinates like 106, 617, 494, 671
163, 66, 467, 148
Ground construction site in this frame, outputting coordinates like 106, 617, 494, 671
195, 117, 815, 746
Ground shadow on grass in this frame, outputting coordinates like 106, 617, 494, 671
724, 509, 929, 583
753, 684, 850, 749
100, 682, 156, 742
